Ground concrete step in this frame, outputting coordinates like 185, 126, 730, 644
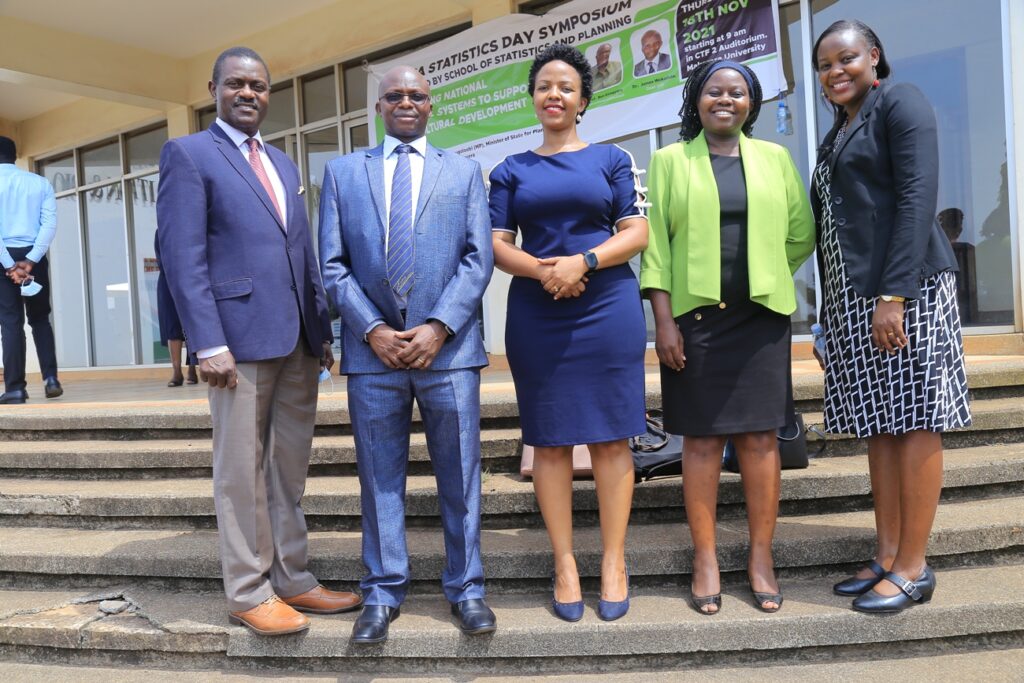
1, 496, 1020, 591
1, 445, 1021, 530
1, 357, 1020, 441
2, 395, 1023, 480
3, 648, 1024, 681
0, 564, 1022, 674
0, 430, 523, 479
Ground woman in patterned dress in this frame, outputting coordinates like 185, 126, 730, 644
811, 20, 971, 613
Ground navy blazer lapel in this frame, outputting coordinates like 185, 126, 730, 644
830, 84, 883, 173
415, 145, 443, 228
365, 145, 388, 233
209, 123, 287, 233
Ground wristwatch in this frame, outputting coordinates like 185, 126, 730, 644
879, 295, 906, 303
582, 251, 599, 274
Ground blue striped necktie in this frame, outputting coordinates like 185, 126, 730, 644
388, 144, 415, 298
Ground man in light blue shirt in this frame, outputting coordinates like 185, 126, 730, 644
0, 136, 61, 404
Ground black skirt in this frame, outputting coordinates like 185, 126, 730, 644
661, 298, 792, 437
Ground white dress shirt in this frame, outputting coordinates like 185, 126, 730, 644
197, 119, 289, 360
382, 134, 427, 251
214, 117, 287, 220
364, 134, 428, 338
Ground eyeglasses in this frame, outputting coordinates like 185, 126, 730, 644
380, 92, 430, 105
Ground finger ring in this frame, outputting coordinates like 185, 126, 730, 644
418, 357, 426, 364
554, 287, 561, 293
886, 331, 896, 337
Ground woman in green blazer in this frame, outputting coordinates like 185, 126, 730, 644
640, 59, 814, 615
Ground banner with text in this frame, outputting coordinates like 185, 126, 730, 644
368, 0, 785, 169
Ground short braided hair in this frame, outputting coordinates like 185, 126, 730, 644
677, 59, 763, 142
528, 43, 593, 115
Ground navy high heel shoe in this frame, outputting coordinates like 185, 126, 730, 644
597, 570, 630, 621
833, 559, 887, 596
551, 574, 584, 622
852, 566, 936, 614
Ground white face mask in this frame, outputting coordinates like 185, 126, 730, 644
20, 277, 42, 297
317, 366, 334, 394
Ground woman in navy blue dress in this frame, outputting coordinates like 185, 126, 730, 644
489, 44, 649, 622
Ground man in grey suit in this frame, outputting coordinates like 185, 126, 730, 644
318, 65, 495, 644
633, 29, 672, 76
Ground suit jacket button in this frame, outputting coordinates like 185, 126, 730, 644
290, 284, 297, 291
834, 196, 843, 205
836, 217, 847, 226
694, 312, 703, 321
718, 302, 727, 309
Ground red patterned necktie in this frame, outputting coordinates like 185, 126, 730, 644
245, 138, 285, 224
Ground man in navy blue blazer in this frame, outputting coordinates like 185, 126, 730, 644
156, 47, 361, 636
319, 65, 495, 644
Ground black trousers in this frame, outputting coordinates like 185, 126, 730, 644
0, 247, 58, 392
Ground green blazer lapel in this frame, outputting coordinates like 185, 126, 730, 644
738, 135, 778, 297
685, 132, 721, 301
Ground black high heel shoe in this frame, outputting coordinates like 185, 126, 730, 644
852, 566, 936, 614
689, 589, 722, 616
750, 583, 783, 613
833, 559, 887, 596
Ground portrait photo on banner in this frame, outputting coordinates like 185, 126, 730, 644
629, 19, 674, 79
584, 39, 624, 92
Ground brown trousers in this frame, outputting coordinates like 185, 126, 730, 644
208, 339, 320, 611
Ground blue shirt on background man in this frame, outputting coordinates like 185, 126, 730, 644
0, 163, 57, 270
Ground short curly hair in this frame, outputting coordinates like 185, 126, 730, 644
528, 43, 593, 113
677, 59, 762, 142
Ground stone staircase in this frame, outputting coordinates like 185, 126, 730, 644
0, 359, 1023, 678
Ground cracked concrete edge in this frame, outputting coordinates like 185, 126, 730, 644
0, 586, 229, 654
0, 587, 129, 622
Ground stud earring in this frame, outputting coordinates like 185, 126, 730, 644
872, 66, 880, 89
576, 111, 583, 124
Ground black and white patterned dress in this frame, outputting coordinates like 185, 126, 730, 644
814, 132, 972, 438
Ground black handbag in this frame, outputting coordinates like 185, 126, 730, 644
721, 413, 824, 473
630, 410, 684, 482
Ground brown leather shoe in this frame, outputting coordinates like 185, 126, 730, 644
229, 595, 310, 636
281, 584, 363, 615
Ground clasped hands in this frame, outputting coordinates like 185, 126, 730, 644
4, 260, 33, 285
368, 320, 447, 370
537, 254, 588, 300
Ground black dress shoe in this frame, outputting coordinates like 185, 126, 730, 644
0, 389, 28, 404
44, 377, 63, 399
852, 566, 936, 614
451, 598, 497, 635
834, 559, 887, 596
351, 605, 399, 644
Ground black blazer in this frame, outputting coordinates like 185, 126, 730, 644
811, 80, 956, 300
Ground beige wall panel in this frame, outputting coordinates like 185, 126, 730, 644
181, 0, 473, 102
0, 16, 187, 108
19, 100, 163, 160
0, 118, 18, 142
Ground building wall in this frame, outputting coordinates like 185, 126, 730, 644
3, 0, 1022, 371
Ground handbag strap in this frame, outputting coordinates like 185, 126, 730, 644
806, 423, 828, 458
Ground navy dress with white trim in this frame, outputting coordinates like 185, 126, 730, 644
488, 143, 648, 447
